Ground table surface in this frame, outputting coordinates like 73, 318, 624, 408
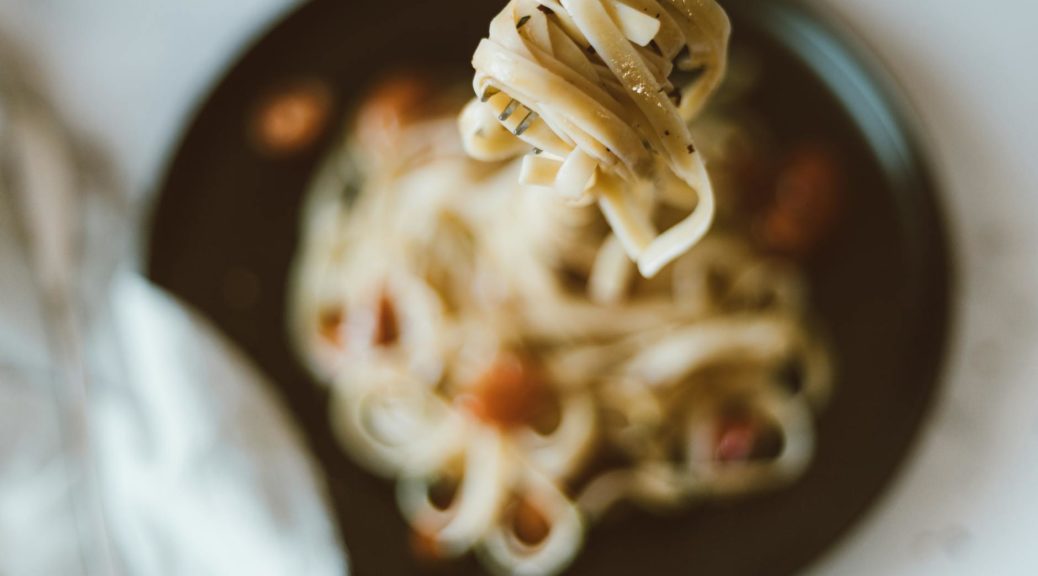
1, 1, 1036, 574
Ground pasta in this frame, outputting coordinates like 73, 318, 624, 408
289, 3, 835, 575
459, 0, 730, 277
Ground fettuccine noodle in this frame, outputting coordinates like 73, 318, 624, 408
459, 0, 730, 277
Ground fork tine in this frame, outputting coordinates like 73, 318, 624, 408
499, 99, 520, 121
515, 110, 538, 136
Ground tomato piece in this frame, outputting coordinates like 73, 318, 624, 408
714, 420, 758, 463
372, 290, 400, 346
758, 142, 844, 258
410, 528, 445, 563
459, 351, 555, 430
714, 416, 784, 463
318, 307, 345, 347
356, 74, 433, 149
250, 79, 332, 156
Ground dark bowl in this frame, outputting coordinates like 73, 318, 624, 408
147, 1, 951, 574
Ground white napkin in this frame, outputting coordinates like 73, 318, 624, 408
0, 35, 348, 576
100, 272, 347, 576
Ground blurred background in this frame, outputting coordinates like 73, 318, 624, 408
1, 0, 1036, 575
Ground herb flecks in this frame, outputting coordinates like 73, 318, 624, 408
499, 99, 520, 121
668, 87, 682, 106
516, 15, 531, 29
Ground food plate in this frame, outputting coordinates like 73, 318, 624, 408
147, 1, 951, 574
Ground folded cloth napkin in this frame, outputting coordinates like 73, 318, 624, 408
0, 34, 347, 576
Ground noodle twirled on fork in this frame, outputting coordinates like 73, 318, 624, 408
459, 0, 730, 277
